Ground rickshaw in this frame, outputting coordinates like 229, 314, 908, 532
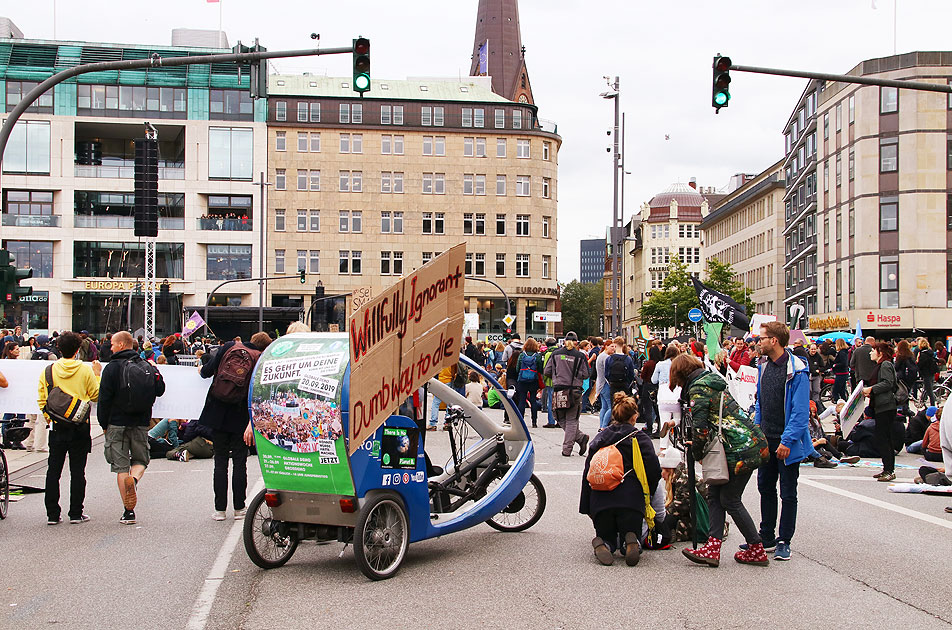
242, 333, 545, 580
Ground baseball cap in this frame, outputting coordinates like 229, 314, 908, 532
927, 406, 939, 418
564, 331, 578, 342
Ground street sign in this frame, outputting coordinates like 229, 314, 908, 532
532, 311, 562, 323
687, 308, 703, 323
502, 314, 515, 327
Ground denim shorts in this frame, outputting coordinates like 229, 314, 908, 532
103, 425, 151, 473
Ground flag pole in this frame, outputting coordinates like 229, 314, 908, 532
218, 0, 223, 47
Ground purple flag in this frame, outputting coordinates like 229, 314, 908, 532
182, 311, 205, 338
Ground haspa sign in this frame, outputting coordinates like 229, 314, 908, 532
347, 244, 465, 454
865, 310, 904, 328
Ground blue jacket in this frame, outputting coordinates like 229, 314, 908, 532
753, 349, 817, 465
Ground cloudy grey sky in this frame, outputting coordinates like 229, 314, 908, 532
8, 0, 952, 282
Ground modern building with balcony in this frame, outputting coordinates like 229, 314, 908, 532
0, 22, 267, 336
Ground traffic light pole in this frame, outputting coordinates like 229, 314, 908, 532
203, 274, 308, 339
727, 62, 952, 94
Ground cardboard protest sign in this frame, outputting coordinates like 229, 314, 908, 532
347, 244, 466, 454
727, 364, 758, 411
748, 313, 777, 339
839, 380, 866, 438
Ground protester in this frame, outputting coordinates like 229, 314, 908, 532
808, 401, 860, 466
199, 331, 271, 521
807, 344, 825, 404
579, 392, 661, 566
541, 337, 559, 428
653, 344, 683, 469
906, 405, 937, 449
543, 331, 590, 457
831, 338, 851, 402
606, 336, 635, 399
501, 333, 523, 366
669, 353, 770, 568
728, 337, 750, 372
861, 341, 898, 482
593, 340, 616, 429
38, 331, 102, 525
917, 338, 939, 406
512, 337, 542, 427
465, 370, 485, 409
753, 321, 814, 561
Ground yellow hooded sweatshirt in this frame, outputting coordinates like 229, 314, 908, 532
37, 358, 100, 425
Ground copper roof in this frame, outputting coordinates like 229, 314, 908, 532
648, 182, 705, 209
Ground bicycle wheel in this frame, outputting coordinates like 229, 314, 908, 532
819, 382, 834, 405
243, 489, 299, 569
935, 385, 951, 406
486, 474, 546, 532
353, 493, 409, 581
0, 449, 8, 520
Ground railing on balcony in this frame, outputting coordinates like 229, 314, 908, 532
74, 216, 185, 230
2, 214, 60, 227
537, 118, 559, 134
74, 164, 185, 179
197, 217, 252, 231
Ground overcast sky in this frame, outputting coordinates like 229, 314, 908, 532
8, 0, 952, 282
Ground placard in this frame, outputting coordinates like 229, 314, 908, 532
839, 380, 866, 438
348, 244, 466, 454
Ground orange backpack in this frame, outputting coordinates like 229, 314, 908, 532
587, 436, 631, 491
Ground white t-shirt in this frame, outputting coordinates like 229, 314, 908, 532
465, 382, 484, 407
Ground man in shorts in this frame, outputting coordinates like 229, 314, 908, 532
97, 331, 166, 524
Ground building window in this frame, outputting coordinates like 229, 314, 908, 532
275, 249, 285, 274
475, 174, 486, 195
296, 249, 307, 274
496, 253, 506, 276
7, 81, 53, 112
496, 214, 506, 236
495, 138, 507, 158
836, 153, 842, 187
516, 254, 529, 277
849, 261, 855, 309
297, 170, 308, 191
464, 137, 474, 157
542, 255, 551, 279
3, 120, 51, 175
208, 127, 252, 180
496, 175, 507, 196
422, 252, 433, 265
473, 108, 484, 128
473, 253, 486, 276
463, 174, 474, 195
880, 137, 898, 173
542, 216, 550, 238
297, 209, 307, 231
339, 250, 362, 275
275, 101, 286, 121
881, 86, 898, 114
517, 139, 530, 158
275, 131, 286, 152
309, 102, 320, 122
308, 132, 321, 152
422, 212, 445, 235
848, 95, 854, 124
495, 109, 505, 128
380, 105, 391, 124
274, 209, 286, 232
308, 210, 320, 232
880, 196, 898, 231
848, 149, 854, 181
543, 141, 551, 161
307, 250, 319, 274
340, 103, 350, 123
338, 210, 361, 233
421, 106, 432, 126
516, 214, 530, 236
823, 161, 829, 192
381, 251, 392, 275
206, 245, 251, 281
880, 255, 899, 308
340, 133, 362, 153
835, 103, 842, 131
3, 241, 53, 278
297, 132, 309, 152
823, 113, 829, 140
463, 213, 474, 235
516, 176, 530, 196
475, 137, 486, 157
274, 169, 286, 190
462, 108, 473, 127
432, 107, 444, 126
542, 178, 551, 198
513, 110, 522, 129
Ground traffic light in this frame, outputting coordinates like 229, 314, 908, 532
352, 37, 370, 94
312, 284, 325, 331
712, 55, 732, 112
0, 250, 13, 304
159, 281, 170, 313
299, 268, 306, 284
314, 283, 325, 300
134, 138, 159, 237
13, 266, 32, 301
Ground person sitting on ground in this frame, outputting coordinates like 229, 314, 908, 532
148, 418, 183, 452
906, 406, 936, 447
580, 392, 662, 567
465, 370, 485, 409
166, 417, 215, 461
909, 407, 943, 462
807, 401, 860, 467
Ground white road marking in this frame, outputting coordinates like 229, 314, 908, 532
800, 477, 952, 531
534, 470, 581, 476
801, 475, 915, 481
186, 478, 263, 630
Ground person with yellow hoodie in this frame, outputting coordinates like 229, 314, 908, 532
38, 331, 102, 525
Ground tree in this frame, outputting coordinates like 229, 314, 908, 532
705, 258, 756, 316
561, 280, 603, 338
639, 257, 698, 333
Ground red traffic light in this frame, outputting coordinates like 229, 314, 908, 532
714, 56, 731, 72
354, 37, 369, 55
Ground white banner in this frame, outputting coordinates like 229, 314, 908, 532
0, 359, 211, 420
726, 364, 759, 411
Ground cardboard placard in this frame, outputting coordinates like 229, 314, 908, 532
839, 380, 866, 438
347, 244, 466, 454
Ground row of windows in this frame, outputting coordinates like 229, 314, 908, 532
272, 209, 551, 237
735, 265, 774, 293
274, 101, 534, 130
785, 254, 817, 290
273, 131, 551, 160
715, 230, 773, 266
272, 169, 550, 197
708, 196, 774, 246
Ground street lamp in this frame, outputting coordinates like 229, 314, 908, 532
673, 302, 678, 337
601, 76, 621, 337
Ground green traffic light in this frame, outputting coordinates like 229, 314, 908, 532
714, 91, 729, 106
354, 73, 371, 91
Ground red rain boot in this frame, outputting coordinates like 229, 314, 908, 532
734, 542, 770, 566
682, 536, 721, 567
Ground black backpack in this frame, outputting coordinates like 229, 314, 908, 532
117, 355, 160, 414
607, 354, 628, 384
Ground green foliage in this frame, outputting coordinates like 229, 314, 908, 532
705, 258, 755, 315
561, 279, 603, 338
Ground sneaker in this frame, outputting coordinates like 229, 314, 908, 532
179, 450, 190, 462
734, 542, 770, 566
543, 424, 559, 429
119, 509, 136, 525
234, 508, 247, 520
426, 426, 437, 432
592, 537, 614, 566
624, 532, 641, 567
873, 470, 888, 479
578, 434, 590, 457
123, 476, 137, 510
212, 511, 227, 521
740, 538, 777, 552
47, 516, 62, 525
69, 514, 91, 524
774, 540, 791, 561
839, 455, 860, 465
877, 471, 896, 482
813, 457, 838, 469
682, 536, 722, 567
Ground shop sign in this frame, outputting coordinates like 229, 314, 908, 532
81, 280, 174, 291
516, 286, 558, 296
808, 314, 849, 331
865, 310, 903, 328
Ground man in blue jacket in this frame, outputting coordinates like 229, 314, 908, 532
752, 321, 815, 562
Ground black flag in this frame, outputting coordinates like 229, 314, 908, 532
692, 277, 750, 331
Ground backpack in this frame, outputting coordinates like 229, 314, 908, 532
894, 379, 909, 405
43, 364, 91, 425
606, 354, 628, 385
518, 353, 540, 382
587, 441, 627, 491
210, 344, 261, 404
117, 355, 160, 414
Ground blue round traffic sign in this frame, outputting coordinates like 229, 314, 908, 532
687, 308, 703, 323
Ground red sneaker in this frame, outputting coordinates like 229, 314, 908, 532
734, 542, 770, 566
682, 536, 721, 567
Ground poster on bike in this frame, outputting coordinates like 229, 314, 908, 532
249, 333, 356, 495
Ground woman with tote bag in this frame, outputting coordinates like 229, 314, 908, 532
668, 354, 770, 568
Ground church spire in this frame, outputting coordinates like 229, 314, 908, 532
469, 0, 534, 104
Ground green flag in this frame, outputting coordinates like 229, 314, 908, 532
703, 321, 723, 359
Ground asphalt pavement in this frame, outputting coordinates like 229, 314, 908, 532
2, 407, 951, 630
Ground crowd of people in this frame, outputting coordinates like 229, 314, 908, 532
250, 393, 343, 450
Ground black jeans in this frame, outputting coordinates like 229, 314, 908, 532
874, 409, 896, 473
757, 437, 800, 544
45, 439, 90, 520
707, 469, 760, 543
212, 430, 248, 512
592, 507, 642, 552
921, 374, 936, 406
832, 374, 849, 403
